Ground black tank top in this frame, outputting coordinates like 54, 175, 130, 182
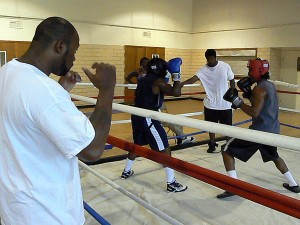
134, 73, 164, 111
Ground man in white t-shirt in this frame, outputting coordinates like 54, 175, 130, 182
0, 17, 116, 225
181, 49, 235, 153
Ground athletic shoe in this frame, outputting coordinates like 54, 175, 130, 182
182, 136, 195, 144
283, 183, 300, 193
207, 142, 218, 153
217, 191, 235, 199
167, 180, 188, 193
121, 170, 134, 179
176, 138, 183, 145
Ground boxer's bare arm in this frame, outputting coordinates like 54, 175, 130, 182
181, 75, 199, 86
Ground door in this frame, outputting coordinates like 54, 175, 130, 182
124, 45, 165, 104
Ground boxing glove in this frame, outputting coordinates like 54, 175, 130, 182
237, 77, 253, 99
167, 58, 182, 82
223, 88, 244, 109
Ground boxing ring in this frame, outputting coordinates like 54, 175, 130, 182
73, 80, 300, 225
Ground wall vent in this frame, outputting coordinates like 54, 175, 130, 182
9, 21, 23, 29
143, 31, 151, 38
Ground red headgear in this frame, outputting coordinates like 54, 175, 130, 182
247, 58, 269, 81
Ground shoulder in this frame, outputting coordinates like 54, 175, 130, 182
196, 65, 207, 75
253, 85, 267, 97
218, 61, 231, 68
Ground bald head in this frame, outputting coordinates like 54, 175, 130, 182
32, 17, 77, 48
19, 17, 79, 76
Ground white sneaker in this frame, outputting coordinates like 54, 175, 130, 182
182, 137, 195, 144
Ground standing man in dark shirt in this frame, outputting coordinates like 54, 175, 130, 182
121, 57, 188, 193
217, 58, 300, 198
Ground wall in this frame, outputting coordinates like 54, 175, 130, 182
1, 0, 299, 108
192, 0, 300, 49
0, 0, 193, 48
279, 50, 300, 109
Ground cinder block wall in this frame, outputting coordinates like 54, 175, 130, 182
57, 46, 279, 105
50, 44, 125, 105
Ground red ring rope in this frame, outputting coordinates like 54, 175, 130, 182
107, 135, 300, 219
276, 90, 300, 95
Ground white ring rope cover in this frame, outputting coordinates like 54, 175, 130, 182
79, 161, 183, 225
78, 80, 299, 90
71, 94, 300, 151
77, 83, 201, 89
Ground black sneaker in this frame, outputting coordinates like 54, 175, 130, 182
121, 170, 134, 179
217, 191, 235, 199
283, 183, 300, 193
207, 142, 218, 153
176, 138, 183, 145
167, 180, 188, 193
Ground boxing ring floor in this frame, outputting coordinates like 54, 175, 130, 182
79, 99, 300, 224
81, 144, 300, 225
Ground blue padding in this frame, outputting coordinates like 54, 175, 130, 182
83, 201, 111, 225
105, 144, 114, 150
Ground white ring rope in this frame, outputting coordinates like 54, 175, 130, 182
111, 111, 204, 125
77, 82, 201, 89
235, 79, 299, 89
279, 107, 300, 113
270, 80, 299, 89
79, 161, 183, 225
71, 94, 300, 151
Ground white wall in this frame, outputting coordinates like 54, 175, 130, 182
0, 0, 193, 48
192, 0, 300, 49
279, 50, 300, 109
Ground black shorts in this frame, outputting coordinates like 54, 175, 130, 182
222, 138, 279, 162
204, 107, 232, 125
131, 115, 169, 151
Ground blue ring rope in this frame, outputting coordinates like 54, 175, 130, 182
83, 201, 111, 225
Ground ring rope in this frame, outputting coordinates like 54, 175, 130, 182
107, 135, 300, 219
83, 201, 111, 225
79, 161, 184, 225
77, 83, 201, 89
280, 107, 300, 113
234, 79, 299, 89
78, 80, 299, 89
270, 80, 299, 89
280, 122, 300, 130
71, 94, 300, 151
168, 119, 252, 139
277, 90, 300, 94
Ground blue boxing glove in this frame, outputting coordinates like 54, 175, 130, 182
167, 58, 182, 81
223, 88, 244, 109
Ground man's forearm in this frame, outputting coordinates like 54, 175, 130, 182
79, 90, 114, 162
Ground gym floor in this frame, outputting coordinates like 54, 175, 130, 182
79, 99, 300, 225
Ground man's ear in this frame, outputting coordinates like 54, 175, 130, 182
54, 40, 67, 54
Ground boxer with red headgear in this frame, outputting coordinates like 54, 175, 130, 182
237, 58, 270, 99
248, 58, 270, 81
219, 58, 300, 198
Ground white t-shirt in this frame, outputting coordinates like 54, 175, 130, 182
0, 60, 95, 225
196, 61, 234, 110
